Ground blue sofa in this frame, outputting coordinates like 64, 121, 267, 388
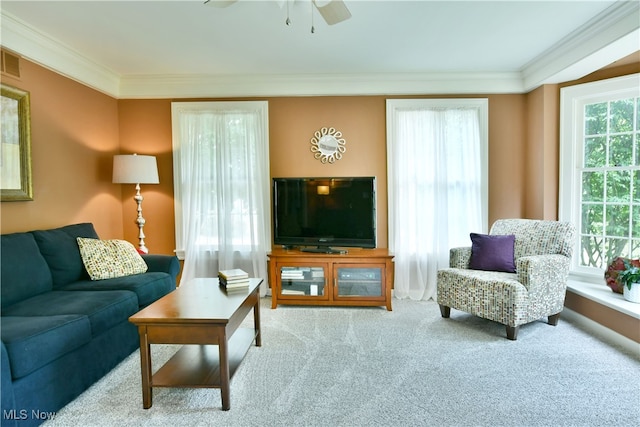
0, 223, 180, 427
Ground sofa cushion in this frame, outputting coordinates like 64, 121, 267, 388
1, 315, 91, 380
1, 291, 138, 337
58, 272, 175, 307
469, 233, 516, 273
77, 238, 148, 280
32, 223, 99, 288
1, 232, 53, 310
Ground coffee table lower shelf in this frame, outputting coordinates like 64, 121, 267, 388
152, 328, 257, 388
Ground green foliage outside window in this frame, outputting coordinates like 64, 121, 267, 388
581, 97, 640, 269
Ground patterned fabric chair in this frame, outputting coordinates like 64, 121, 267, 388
436, 219, 575, 340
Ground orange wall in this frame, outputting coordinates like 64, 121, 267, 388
117, 100, 175, 254
525, 84, 559, 220
115, 96, 393, 251
268, 96, 389, 247
116, 94, 527, 254
0, 58, 531, 253
1, 58, 124, 238
487, 95, 526, 223
2, 55, 637, 256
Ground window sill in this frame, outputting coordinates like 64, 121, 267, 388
564, 279, 640, 352
566, 280, 640, 320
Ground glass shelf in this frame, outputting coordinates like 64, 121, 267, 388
280, 266, 325, 296
336, 267, 382, 297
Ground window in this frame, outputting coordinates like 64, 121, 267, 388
560, 74, 640, 280
171, 101, 270, 287
386, 98, 488, 300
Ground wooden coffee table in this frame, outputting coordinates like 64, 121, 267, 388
129, 277, 262, 411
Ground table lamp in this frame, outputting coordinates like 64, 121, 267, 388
112, 154, 159, 254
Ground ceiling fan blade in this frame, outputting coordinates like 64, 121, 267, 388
313, 0, 352, 25
203, 0, 239, 7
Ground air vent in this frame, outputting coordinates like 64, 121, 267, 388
1, 50, 21, 78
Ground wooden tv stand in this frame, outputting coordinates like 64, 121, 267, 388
268, 248, 394, 311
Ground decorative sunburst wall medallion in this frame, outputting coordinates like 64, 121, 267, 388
310, 127, 346, 164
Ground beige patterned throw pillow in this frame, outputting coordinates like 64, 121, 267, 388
77, 237, 148, 280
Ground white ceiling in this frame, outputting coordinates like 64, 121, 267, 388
1, 0, 639, 98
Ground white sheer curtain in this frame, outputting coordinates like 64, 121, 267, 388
386, 99, 488, 301
171, 101, 271, 294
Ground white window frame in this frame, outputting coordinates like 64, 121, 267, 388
559, 73, 640, 282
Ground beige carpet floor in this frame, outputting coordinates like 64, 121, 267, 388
44, 298, 640, 427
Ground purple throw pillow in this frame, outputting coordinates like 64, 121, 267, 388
468, 233, 516, 273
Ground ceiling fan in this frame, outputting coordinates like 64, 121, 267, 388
204, 0, 352, 26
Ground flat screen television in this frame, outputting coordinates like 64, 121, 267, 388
272, 177, 376, 253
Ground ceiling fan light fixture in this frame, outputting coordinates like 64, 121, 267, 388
313, 0, 351, 25
204, 0, 352, 27
285, 0, 291, 25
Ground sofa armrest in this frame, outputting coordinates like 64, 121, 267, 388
141, 254, 180, 281
449, 247, 472, 269
517, 254, 571, 308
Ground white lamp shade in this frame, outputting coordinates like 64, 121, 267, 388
112, 154, 159, 184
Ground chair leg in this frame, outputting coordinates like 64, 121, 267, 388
439, 304, 451, 318
506, 325, 519, 340
548, 313, 560, 326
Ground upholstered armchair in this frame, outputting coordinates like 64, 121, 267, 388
436, 219, 575, 340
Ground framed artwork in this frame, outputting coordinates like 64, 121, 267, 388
1, 83, 32, 201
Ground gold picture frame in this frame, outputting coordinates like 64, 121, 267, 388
1, 83, 33, 201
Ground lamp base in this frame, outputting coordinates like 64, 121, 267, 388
134, 183, 150, 255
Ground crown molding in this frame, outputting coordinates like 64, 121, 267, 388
521, 1, 640, 91
118, 72, 524, 99
0, 12, 121, 96
1, 2, 638, 99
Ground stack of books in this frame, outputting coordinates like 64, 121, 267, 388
218, 268, 249, 290
281, 267, 305, 280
